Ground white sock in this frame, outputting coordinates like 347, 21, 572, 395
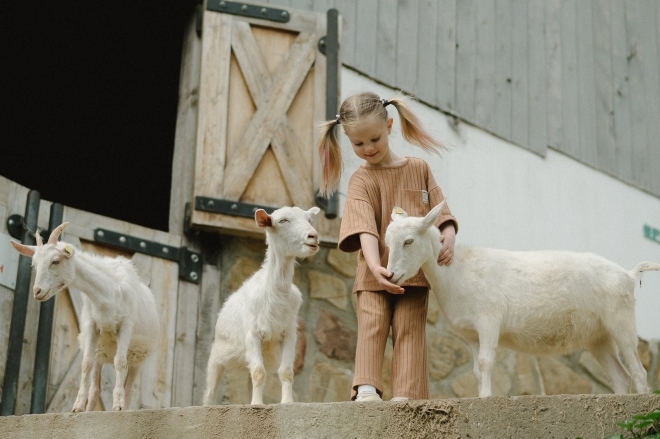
357, 385, 377, 396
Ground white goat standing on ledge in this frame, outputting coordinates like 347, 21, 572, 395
385, 201, 660, 397
204, 206, 320, 406
11, 223, 159, 411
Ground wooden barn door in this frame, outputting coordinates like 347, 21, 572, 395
190, 1, 340, 244
43, 208, 196, 412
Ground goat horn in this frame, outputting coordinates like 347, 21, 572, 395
47, 222, 70, 245
35, 230, 43, 246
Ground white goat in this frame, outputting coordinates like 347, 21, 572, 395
11, 223, 159, 411
385, 201, 660, 397
203, 206, 320, 406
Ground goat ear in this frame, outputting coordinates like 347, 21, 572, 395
391, 207, 408, 222
255, 209, 272, 228
61, 244, 75, 258
421, 200, 446, 230
307, 206, 321, 217
10, 240, 35, 258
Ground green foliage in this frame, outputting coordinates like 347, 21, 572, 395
603, 390, 660, 439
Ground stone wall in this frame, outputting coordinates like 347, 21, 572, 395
211, 238, 659, 405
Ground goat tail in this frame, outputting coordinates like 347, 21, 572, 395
629, 261, 660, 276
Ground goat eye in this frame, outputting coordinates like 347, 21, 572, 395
404, 239, 413, 246
278, 218, 288, 224
51, 259, 60, 265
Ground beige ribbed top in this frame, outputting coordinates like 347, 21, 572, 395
338, 157, 458, 293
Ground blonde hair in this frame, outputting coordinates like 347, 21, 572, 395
318, 91, 446, 197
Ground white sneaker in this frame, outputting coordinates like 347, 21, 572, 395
390, 397, 409, 402
355, 391, 382, 402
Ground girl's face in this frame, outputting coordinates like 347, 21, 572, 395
343, 115, 394, 167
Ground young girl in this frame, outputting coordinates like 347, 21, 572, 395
318, 91, 458, 402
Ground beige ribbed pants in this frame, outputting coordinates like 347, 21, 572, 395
350, 287, 429, 400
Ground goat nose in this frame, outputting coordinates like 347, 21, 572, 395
33, 286, 41, 297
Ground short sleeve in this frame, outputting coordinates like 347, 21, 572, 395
338, 175, 379, 252
338, 198, 379, 252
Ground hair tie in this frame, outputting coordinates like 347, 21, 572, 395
381, 98, 390, 107
335, 114, 341, 125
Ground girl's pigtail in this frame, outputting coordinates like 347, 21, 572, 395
318, 118, 343, 197
387, 96, 446, 154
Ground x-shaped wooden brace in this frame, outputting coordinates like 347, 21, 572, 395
221, 20, 316, 207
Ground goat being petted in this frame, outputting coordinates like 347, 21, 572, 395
203, 206, 320, 406
11, 223, 159, 411
385, 201, 659, 397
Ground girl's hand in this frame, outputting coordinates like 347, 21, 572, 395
437, 224, 456, 266
371, 266, 405, 294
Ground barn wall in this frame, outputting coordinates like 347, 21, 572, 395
259, 0, 660, 201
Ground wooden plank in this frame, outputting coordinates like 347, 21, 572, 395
493, 0, 513, 140
353, 0, 377, 75
312, 0, 335, 14
592, 0, 616, 175
608, 0, 633, 184
137, 250, 178, 409
395, 0, 418, 94
375, 0, 397, 87
169, 11, 202, 234
193, 12, 232, 199
192, 263, 222, 405
652, 0, 660, 195
545, 0, 563, 152
454, 0, 476, 121
510, 0, 529, 148
312, 10, 329, 191
289, 0, 313, 9
640, 0, 660, 195
221, 31, 317, 200
575, 0, 597, 166
623, 0, 649, 190
559, 0, 581, 159
334, 0, 356, 67
16, 241, 45, 414
473, 0, 495, 132
46, 351, 82, 413
415, 0, 438, 101
435, 0, 457, 113
230, 22, 312, 208
171, 277, 199, 408
46, 287, 80, 410
0, 177, 27, 405
526, 0, 547, 156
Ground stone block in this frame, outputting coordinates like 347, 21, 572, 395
326, 248, 357, 277
427, 332, 470, 380
314, 309, 357, 362
309, 270, 348, 310
538, 356, 592, 395
306, 362, 353, 402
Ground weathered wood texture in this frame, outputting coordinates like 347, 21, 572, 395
0, 175, 197, 414
189, 3, 341, 243
259, 0, 660, 199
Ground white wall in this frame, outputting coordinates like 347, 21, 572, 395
338, 69, 660, 340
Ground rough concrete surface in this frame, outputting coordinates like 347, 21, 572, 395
1, 394, 659, 439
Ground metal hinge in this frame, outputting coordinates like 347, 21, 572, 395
94, 229, 202, 283
7, 214, 50, 241
206, 0, 290, 23
195, 196, 276, 219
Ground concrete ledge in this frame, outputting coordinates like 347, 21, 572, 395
2, 394, 659, 438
